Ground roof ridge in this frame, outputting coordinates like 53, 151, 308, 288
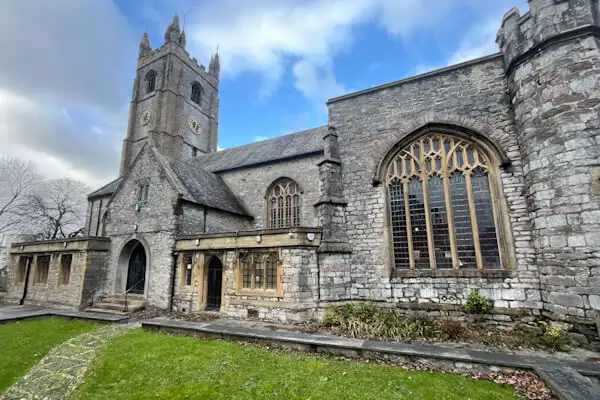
200, 125, 327, 157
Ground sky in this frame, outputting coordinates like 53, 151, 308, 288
0, 0, 527, 189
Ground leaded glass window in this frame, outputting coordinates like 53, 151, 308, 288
386, 134, 502, 270
267, 179, 301, 228
239, 252, 279, 292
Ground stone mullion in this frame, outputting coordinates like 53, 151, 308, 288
402, 180, 415, 270
442, 149, 459, 270
419, 140, 436, 269
465, 172, 483, 269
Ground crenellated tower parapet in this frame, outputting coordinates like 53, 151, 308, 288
497, 0, 599, 74
497, 0, 600, 331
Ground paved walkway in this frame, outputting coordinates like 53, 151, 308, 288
0, 304, 128, 324
2, 323, 136, 400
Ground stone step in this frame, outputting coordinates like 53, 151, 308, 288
93, 301, 145, 313
535, 366, 600, 400
84, 307, 128, 316
101, 297, 146, 307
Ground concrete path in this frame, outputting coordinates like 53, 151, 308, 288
142, 318, 600, 400
0, 304, 129, 324
1, 323, 136, 400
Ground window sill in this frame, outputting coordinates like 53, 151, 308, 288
390, 268, 514, 280
236, 289, 282, 298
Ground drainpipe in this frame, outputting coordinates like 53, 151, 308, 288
19, 256, 33, 305
168, 250, 178, 312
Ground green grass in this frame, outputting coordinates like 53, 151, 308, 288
71, 330, 520, 400
0, 317, 101, 391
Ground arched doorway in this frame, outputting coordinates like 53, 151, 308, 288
206, 257, 222, 311
124, 241, 146, 294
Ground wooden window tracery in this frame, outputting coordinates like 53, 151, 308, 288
386, 134, 502, 270
239, 252, 279, 292
267, 179, 301, 228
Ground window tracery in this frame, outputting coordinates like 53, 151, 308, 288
386, 134, 502, 270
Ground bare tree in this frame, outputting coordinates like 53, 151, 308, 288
0, 157, 37, 233
20, 178, 90, 240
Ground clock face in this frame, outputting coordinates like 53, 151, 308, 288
188, 118, 201, 135
139, 109, 152, 126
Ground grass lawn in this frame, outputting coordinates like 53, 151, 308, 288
0, 317, 101, 391
71, 329, 520, 400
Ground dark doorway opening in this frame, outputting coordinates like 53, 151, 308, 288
126, 243, 146, 294
206, 257, 222, 311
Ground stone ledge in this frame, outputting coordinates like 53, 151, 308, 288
0, 307, 129, 324
391, 268, 515, 279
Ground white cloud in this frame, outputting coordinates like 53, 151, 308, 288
0, 0, 136, 188
184, 0, 495, 104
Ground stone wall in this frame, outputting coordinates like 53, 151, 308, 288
222, 247, 319, 323
498, 0, 600, 327
218, 154, 322, 230
327, 55, 539, 313
4, 238, 110, 309
103, 148, 178, 308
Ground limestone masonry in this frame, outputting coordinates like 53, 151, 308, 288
5, 1, 600, 345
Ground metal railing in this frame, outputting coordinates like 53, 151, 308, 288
122, 279, 144, 312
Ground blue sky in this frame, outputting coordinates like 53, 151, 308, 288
0, 0, 526, 187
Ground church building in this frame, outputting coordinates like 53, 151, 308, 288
5, 0, 600, 342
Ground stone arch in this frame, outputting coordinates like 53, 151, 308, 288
373, 120, 512, 186
265, 177, 302, 228
114, 236, 151, 295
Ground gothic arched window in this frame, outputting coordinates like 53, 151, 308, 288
267, 178, 301, 228
386, 133, 503, 270
145, 70, 156, 93
191, 82, 202, 104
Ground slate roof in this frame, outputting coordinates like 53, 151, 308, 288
87, 126, 326, 215
88, 177, 122, 198
160, 155, 250, 216
191, 126, 327, 172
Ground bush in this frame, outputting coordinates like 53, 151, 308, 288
439, 320, 466, 340
323, 302, 440, 340
463, 290, 490, 314
537, 321, 571, 351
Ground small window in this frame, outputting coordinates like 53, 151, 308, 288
145, 70, 156, 93
58, 254, 72, 285
191, 82, 202, 104
181, 254, 193, 287
15, 257, 27, 283
137, 182, 149, 203
35, 255, 50, 284
239, 252, 279, 293
192, 147, 198, 157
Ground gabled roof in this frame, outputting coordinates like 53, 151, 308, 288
88, 177, 122, 199
191, 126, 327, 172
153, 152, 250, 217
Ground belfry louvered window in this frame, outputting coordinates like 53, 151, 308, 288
191, 82, 202, 104
387, 134, 502, 270
145, 70, 156, 93
267, 179, 301, 228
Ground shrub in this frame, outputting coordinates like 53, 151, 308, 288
537, 321, 571, 351
463, 290, 490, 314
322, 302, 439, 340
439, 320, 466, 340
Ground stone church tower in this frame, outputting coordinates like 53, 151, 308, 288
119, 14, 220, 175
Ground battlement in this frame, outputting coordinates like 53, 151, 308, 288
137, 14, 219, 80
497, 0, 599, 73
